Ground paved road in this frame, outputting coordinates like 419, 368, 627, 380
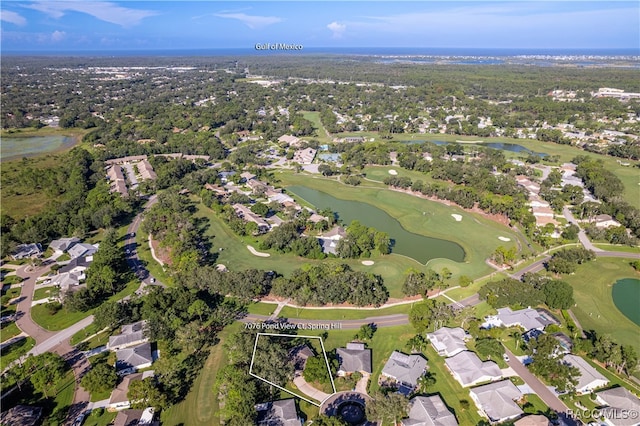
27, 316, 94, 356
563, 206, 602, 252
14, 264, 57, 345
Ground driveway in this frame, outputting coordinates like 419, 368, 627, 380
503, 347, 568, 413
293, 372, 331, 403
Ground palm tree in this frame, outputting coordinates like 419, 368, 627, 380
511, 330, 522, 351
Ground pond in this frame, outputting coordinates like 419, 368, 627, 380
287, 185, 466, 264
612, 278, 640, 326
399, 140, 548, 157
1, 135, 78, 162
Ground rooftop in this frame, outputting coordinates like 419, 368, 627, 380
381, 351, 428, 388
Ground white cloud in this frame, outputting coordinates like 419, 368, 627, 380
327, 21, 346, 39
214, 12, 282, 29
1, 10, 27, 26
25, 1, 157, 28
51, 30, 66, 42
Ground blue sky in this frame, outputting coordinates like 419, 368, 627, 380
1, 1, 638, 51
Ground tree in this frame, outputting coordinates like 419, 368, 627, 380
475, 338, 504, 361
128, 377, 168, 410
27, 353, 67, 398
354, 324, 375, 341
365, 391, 409, 424
312, 416, 348, 426
94, 301, 126, 331
81, 362, 117, 395
303, 355, 334, 385
409, 299, 452, 333
542, 280, 574, 309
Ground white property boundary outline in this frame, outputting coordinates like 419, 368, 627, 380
249, 332, 337, 407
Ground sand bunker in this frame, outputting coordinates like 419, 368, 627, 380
451, 214, 462, 222
361, 260, 375, 266
388, 169, 398, 175
247, 245, 270, 257
498, 236, 511, 242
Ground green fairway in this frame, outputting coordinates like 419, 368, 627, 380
301, 111, 332, 144
161, 322, 242, 426
279, 172, 523, 279
278, 304, 411, 320
193, 199, 432, 298
562, 258, 640, 353
363, 165, 439, 186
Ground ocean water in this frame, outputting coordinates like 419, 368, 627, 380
3, 47, 638, 57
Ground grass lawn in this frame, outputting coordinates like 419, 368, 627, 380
521, 393, 552, 416
31, 280, 139, 331
1, 276, 23, 286
423, 345, 484, 425
247, 302, 278, 316
301, 111, 332, 145
363, 165, 440, 186
594, 244, 640, 254
444, 272, 509, 301
561, 258, 640, 353
0, 337, 34, 370
135, 225, 173, 286
278, 171, 523, 280
70, 323, 102, 345
83, 410, 117, 426
193, 199, 422, 298
161, 322, 243, 426
33, 287, 57, 301
278, 304, 411, 320
1, 321, 23, 342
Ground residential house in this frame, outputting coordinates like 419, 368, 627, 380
107, 165, 128, 196
49, 237, 80, 253
51, 271, 84, 293
232, 204, 270, 233
596, 386, 640, 426
256, 399, 302, 426
381, 351, 428, 394
427, 327, 469, 358
11, 243, 43, 260
444, 351, 502, 388
593, 214, 622, 229
105, 155, 147, 165
292, 148, 317, 164
108, 321, 149, 351
137, 160, 157, 180
240, 171, 256, 182
401, 395, 458, 426
0, 405, 43, 426
108, 371, 155, 411
267, 191, 295, 205
67, 243, 98, 260
318, 226, 348, 255
113, 407, 156, 426
278, 134, 302, 147
116, 342, 154, 374
59, 255, 92, 275
562, 354, 609, 394
514, 415, 551, 426
469, 380, 524, 424
482, 307, 559, 333
289, 344, 315, 371
336, 342, 372, 376
204, 183, 227, 196
218, 171, 236, 183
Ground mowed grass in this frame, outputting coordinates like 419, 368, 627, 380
562, 258, 640, 353
363, 165, 440, 186
0, 336, 34, 369
193, 200, 426, 298
1, 321, 23, 342
31, 280, 139, 331
407, 133, 640, 209
301, 111, 332, 145
278, 171, 522, 279
278, 303, 411, 320
161, 322, 242, 426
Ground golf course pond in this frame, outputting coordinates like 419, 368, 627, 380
287, 185, 466, 264
612, 278, 640, 326
1, 135, 78, 161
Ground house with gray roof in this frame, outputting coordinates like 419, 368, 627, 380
68, 243, 98, 260
381, 351, 428, 393
402, 395, 458, 426
469, 380, 524, 424
427, 327, 470, 358
49, 237, 80, 253
444, 351, 502, 388
562, 354, 609, 394
108, 371, 155, 410
51, 271, 84, 293
514, 415, 551, 426
116, 342, 154, 374
0, 405, 43, 426
108, 321, 149, 351
11, 243, 42, 260
336, 342, 372, 375
596, 386, 640, 426
256, 399, 302, 426
289, 344, 315, 371
482, 307, 559, 332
